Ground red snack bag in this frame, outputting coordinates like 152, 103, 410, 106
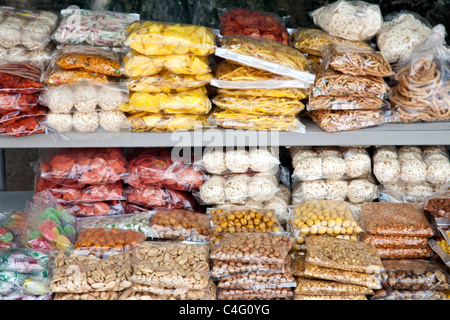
219, 8, 290, 45
124, 185, 198, 211
61, 200, 124, 217
39, 148, 128, 185
124, 148, 204, 192
0, 62, 43, 94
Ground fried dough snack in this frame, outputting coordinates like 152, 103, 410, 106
127, 112, 209, 132
293, 28, 373, 57
308, 95, 384, 111
215, 60, 292, 81
308, 109, 385, 132
327, 43, 394, 77
125, 21, 215, 56
389, 58, 450, 122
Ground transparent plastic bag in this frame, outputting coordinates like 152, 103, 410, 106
216, 35, 314, 83
294, 294, 367, 300
307, 108, 385, 132
294, 278, 374, 296
76, 212, 151, 235
198, 173, 281, 205
312, 65, 389, 98
52, 9, 140, 47
54, 45, 122, 77
373, 288, 448, 300
74, 228, 145, 258
131, 241, 210, 290
293, 28, 373, 56
209, 206, 283, 234
212, 94, 305, 117
0, 106, 46, 137
125, 20, 216, 56
218, 8, 290, 45
0, 7, 58, 50
124, 148, 204, 192
40, 82, 128, 114
0, 61, 43, 94
122, 51, 212, 78
0, 211, 27, 249
379, 259, 450, 291
38, 148, 128, 186
200, 147, 280, 175
59, 200, 125, 218
310, 0, 383, 41
216, 87, 308, 100
376, 246, 433, 259
216, 267, 296, 290
147, 208, 213, 242
388, 25, 450, 123
289, 200, 364, 237
305, 235, 382, 274
217, 287, 294, 300
324, 42, 394, 77
424, 191, 450, 218
212, 109, 306, 132
211, 258, 287, 279
121, 87, 211, 115
131, 280, 216, 300
376, 11, 432, 64
44, 66, 109, 86
24, 197, 78, 253
124, 186, 198, 211
361, 202, 434, 238
361, 233, 429, 249
127, 112, 210, 132
126, 71, 213, 93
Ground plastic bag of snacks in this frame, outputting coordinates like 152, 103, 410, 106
0, 61, 43, 94
44, 66, 109, 86
125, 21, 216, 56
130, 281, 217, 300
324, 42, 394, 77
52, 8, 139, 47
218, 8, 290, 45
200, 147, 279, 175
293, 28, 373, 57
121, 87, 211, 114
127, 112, 209, 132
212, 109, 306, 132
122, 51, 212, 78
41, 82, 128, 113
376, 11, 432, 64
147, 208, 212, 241
124, 148, 203, 191
198, 173, 282, 205
310, 0, 383, 41
308, 96, 385, 111
0, 211, 27, 249
0, 44, 53, 68
76, 212, 151, 235
388, 25, 450, 123
126, 71, 213, 93
24, 198, 78, 253
0, 106, 46, 137
60, 200, 124, 217
0, 7, 58, 50
308, 108, 385, 132
38, 148, 128, 186
312, 65, 389, 98
216, 35, 315, 83
124, 186, 198, 211
212, 95, 305, 117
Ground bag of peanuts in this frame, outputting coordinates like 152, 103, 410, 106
388, 24, 450, 123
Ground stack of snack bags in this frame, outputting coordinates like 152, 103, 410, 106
360, 202, 434, 260
212, 32, 314, 132
0, 211, 27, 249
287, 199, 365, 255
123, 148, 202, 212
289, 146, 378, 207
121, 21, 215, 132
50, 223, 146, 300
0, 6, 58, 67
210, 232, 295, 300
373, 145, 450, 203
41, 45, 129, 134
197, 147, 291, 225
34, 148, 128, 218
291, 235, 382, 300
0, 248, 52, 300
128, 241, 215, 300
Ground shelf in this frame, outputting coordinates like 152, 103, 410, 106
0, 191, 33, 212
0, 119, 449, 148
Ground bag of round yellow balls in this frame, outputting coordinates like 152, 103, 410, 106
125, 20, 216, 56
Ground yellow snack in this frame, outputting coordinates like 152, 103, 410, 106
127, 71, 213, 93
123, 51, 211, 77
215, 60, 293, 81
212, 95, 305, 116
121, 87, 212, 114
127, 112, 209, 132
217, 88, 307, 100
125, 21, 216, 56
212, 109, 304, 132
293, 28, 373, 57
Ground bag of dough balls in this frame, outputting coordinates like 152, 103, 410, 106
310, 0, 383, 41
125, 20, 216, 56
